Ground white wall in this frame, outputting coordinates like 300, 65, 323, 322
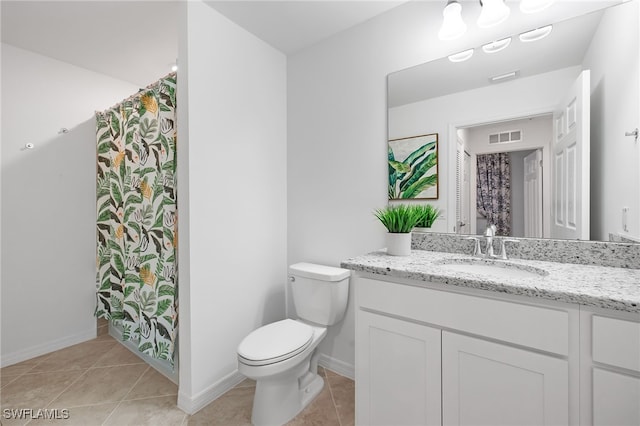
583, 0, 640, 240
177, 1, 287, 413
287, 1, 618, 375
0, 43, 140, 365
287, 4, 426, 377
286, 0, 517, 377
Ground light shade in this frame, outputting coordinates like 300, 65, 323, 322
482, 37, 511, 54
519, 25, 553, 42
448, 49, 474, 63
477, 0, 510, 28
520, 0, 554, 14
438, 0, 467, 41
489, 70, 519, 83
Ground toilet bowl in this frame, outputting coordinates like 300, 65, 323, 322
237, 263, 350, 426
238, 319, 327, 425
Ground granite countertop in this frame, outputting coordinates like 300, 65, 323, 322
341, 250, 640, 313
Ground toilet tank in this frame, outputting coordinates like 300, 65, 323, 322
289, 263, 350, 326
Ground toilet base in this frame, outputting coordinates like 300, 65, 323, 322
299, 372, 324, 413
251, 363, 324, 426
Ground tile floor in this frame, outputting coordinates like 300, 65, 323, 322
0, 321, 354, 426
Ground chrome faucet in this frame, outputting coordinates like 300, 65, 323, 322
466, 224, 499, 259
466, 225, 520, 259
483, 224, 497, 258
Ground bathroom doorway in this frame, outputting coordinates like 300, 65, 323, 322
455, 114, 552, 237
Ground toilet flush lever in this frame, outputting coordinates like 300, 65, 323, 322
625, 128, 639, 142
288, 276, 295, 282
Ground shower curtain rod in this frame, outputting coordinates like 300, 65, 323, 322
96, 71, 176, 116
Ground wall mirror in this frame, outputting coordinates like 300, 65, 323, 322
388, 0, 639, 243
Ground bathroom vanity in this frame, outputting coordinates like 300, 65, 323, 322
342, 247, 640, 426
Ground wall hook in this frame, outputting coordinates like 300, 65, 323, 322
625, 128, 639, 142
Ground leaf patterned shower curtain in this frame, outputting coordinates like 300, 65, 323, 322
476, 153, 511, 236
95, 74, 178, 363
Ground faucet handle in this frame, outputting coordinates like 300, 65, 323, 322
499, 238, 520, 260
465, 237, 482, 257
484, 224, 497, 237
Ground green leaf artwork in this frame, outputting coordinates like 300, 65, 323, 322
388, 133, 439, 200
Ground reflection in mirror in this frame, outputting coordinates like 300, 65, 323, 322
388, 1, 639, 242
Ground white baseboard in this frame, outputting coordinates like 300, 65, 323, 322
176, 353, 353, 415
177, 369, 246, 415
0, 328, 97, 368
318, 353, 355, 380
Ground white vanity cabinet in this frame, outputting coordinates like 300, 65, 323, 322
581, 311, 640, 426
355, 275, 579, 426
357, 310, 442, 426
442, 332, 569, 426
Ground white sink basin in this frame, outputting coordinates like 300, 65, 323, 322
438, 258, 548, 279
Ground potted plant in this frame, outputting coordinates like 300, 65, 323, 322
373, 204, 422, 256
413, 204, 441, 233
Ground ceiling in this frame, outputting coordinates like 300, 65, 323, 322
388, 5, 611, 107
1, 0, 407, 86
0, 0, 623, 88
205, 1, 407, 55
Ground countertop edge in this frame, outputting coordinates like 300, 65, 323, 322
341, 251, 640, 314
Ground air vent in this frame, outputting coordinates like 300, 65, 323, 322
489, 130, 522, 144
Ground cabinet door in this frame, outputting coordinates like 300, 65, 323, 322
593, 368, 640, 426
356, 310, 441, 426
442, 332, 569, 426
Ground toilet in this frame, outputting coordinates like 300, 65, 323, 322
237, 262, 350, 426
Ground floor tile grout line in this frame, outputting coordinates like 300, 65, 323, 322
4, 334, 103, 425
100, 365, 151, 426
34, 367, 95, 425
87, 361, 148, 370
16, 360, 147, 376
0, 374, 23, 389
14, 340, 119, 376
87, 340, 128, 370
323, 367, 343, 426
120, 392, 179, 403
1, 350, 55, 380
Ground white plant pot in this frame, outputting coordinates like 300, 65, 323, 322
386, 232, 412, 256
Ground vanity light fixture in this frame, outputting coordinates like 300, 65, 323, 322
482, 37, 512, 54
520, 0, 555, 14
448, 48, 474, 63
489, 70, 519, 83
439, 0, 551, 41
438, 0, 467, 40
519, 25, 553, 42
477, 0, 510, 28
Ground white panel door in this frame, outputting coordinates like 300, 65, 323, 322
442, 332, 569, 426
524, 149, 543, 238
456, 143, 471, 234
356, 310, 441, 426
551, 70, 590, 239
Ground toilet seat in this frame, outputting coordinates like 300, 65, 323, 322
238, 319, 314, 366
